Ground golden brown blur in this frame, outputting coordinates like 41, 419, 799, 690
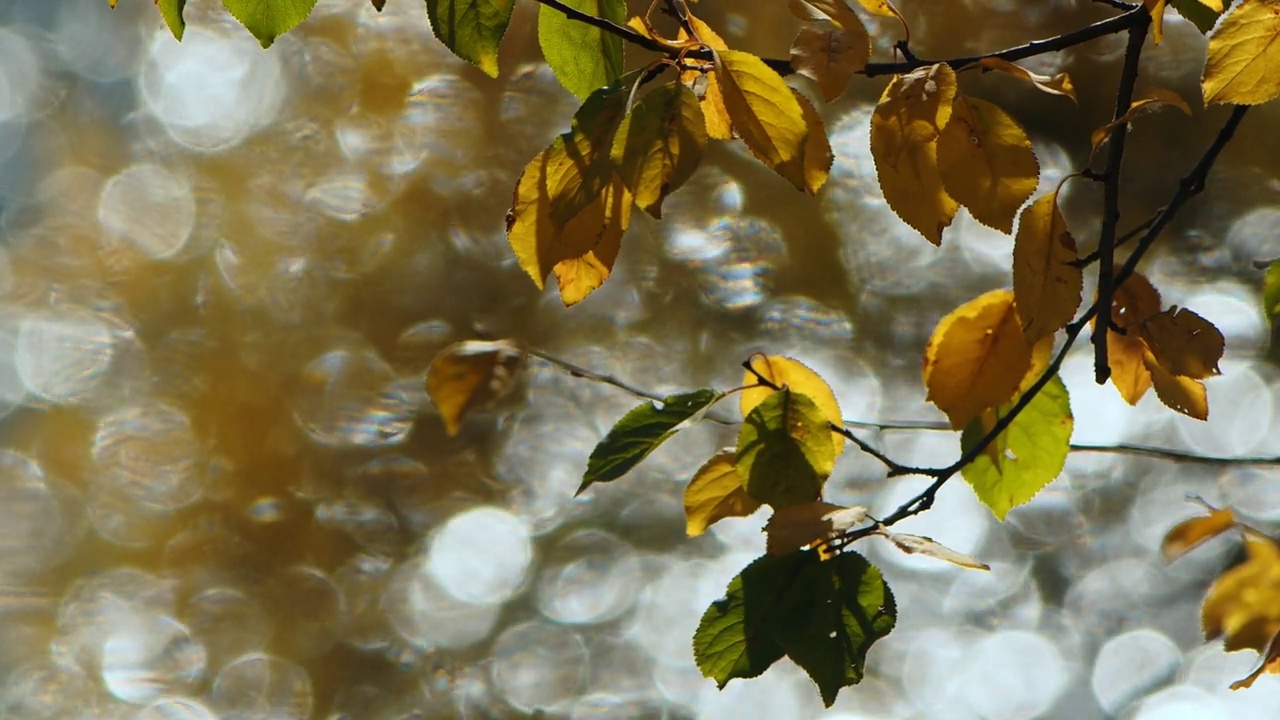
1, 0, 1279, 719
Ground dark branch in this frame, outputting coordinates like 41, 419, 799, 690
1092, 13, 1151, 385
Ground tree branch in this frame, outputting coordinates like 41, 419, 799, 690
1092, 13, 1150, 385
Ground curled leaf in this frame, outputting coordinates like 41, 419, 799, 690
976, 58, 1076, 102
879, 531, 990, 570
764, 502, 867, 556
1163, 507, 1237, 562
1202, 533, 1280, 654
1091, 88, 1193, 154
426, 340, 527, 436
685, 451, 763, 536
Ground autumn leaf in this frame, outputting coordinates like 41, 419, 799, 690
790, 22, 870, 102
1202, 0, 1280, 106
425, 339, 527, 435
1171, 0, 1223, 33
694, 551, 896, 707
1091, 88, 1193, 154
788, 0, 864, 31
424, 0, 517, 77
538, 0, 626, 100
923, 289, 1035, 429
551, 175, 632, 305
1102, 273, 1163, 405
1203, 533, 1280, 655
1162, 507, 1237, 562
936, 94, 1039, 233
685, 452, 763, 536
581, 388, 723, 494
736, 389, 835, 508
1135, 306, 1225, 379
1145, 348, 1209, 419
959, 374, 1073, 520
371, 0, 386, 10
764, 502, 867, 556
878, 531, 990, 570
870, 63, 959, 244
1145, 0, 1168, 44
793, 91, 834, 195
714, 49, 812, 192
611, 82, 707, 218
1233, 628, 1280, 690
678, 17, 733, 141
976, 58, 1076, 102
741, 355, 845, 454
1012, 189, 1082, 343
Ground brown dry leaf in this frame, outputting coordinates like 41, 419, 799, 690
764, 502, 868, 556
1145, 349, 1208, 419
790, 22, 870, 102
1012, 188, 1081, 344
1203, 533, 1280, 654
1136, 306, 1225, 379
741, 355, 844, 454
1101, 273, 1164, 405
684, 451, 762, 536
936, 94, 1040, 233
426, 340, 528, 435
1091, 87, 1193, 154
678, 17, 733, 140
1232, 628, 1280, 689
880, 532, 990, 570
976, 58, 1076, 102
869, 63, 960, 244
1163, 507, 1237, 562
923, 289, 1034, 429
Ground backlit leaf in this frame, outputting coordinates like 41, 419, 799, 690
1012, 189, 1082, 343
370, 0, 386, 10
937, 94, 1039, 233
424, 0, 517, 77
1232, 628, 1280, 689
714, 49, 811, 192
611, 82, 707, 218
788, 0, 863, 31
923, 289, 1035, 430
1265, 263, 1280, 326
1202, 533, 1280, 654
694, 550, 896, 707
790, 22, 870, 102
581, 389, 723, 494
551, 175, 632, 305
870, 63, 959, 244
155, 0, 187, 39
736, 389, 835, 508
1171, 0, 1223, 34
879, 532, 990, 570
1203, 0, 1280, 106
1136, 306, 1225, 379
1102, 273, 1163, 405
959, 374, 1073, 520
685, 452, 763, 536
538, 0, 626, 99
976, 58, 1076, 102
740, 355, 844, 454
1145, 0, 1168, 44
1163, 507, 1237, 562
1145, 349, 1209, 419
1090, 88, 1193, 154
426, 340, 527, 436
544, 78, 634, 229
678, 17, 733, 140
221, 0, 318, 47
764, 502, 867, 556
794, 91, 834, 195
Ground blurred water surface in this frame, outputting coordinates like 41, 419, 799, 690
1, 0, 1280, 718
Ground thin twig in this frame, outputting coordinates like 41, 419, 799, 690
1072, 211, 1158, 267
1092, 12, 1151, 385
661, 0, 695, 37
527, 348, 665, 402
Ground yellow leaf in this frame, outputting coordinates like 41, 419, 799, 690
714, 49, 811, 191
552, 176, 632, 305
1232, 629, 1280, 690
684, 451, 763, 536
1145, 348, 1208, 420
1011, 189, 1081, 343
1091, 88, 1193, 154
1203, 533, 1280, 654
788, 0, 863, 31
1102, 273, 1163, 405
741, 355, 844, 454
870, 63, 960, 244
1146, 0, 1168, 44
937, 94, 1040, 233
923, 289, 1034, 429
764, 501, 867, 556
1136, 306, 1225, 379
611, 82, 708, 218
790, 22, 870, 102
426, 340, 528, 435
678, 17, 733, 140
879, 532, 990, 570
976, 58, 1077, 102
1202, 0, 1280, 106
793, 90, 834, 195
1163, 507, 1237, 562
848, 0, 909, 36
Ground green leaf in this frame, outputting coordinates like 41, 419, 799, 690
580, 389, 722, 494
959, 374, 1073, 520
158, 0, 187, 40
736, 389, 835, 508
1171, 0, 1221, 34
424, 0, 517, 77
610, 82, 708, 218
1264, 262, 1280, 326
544, 72, 638, 230
537, 0, 626, 100
694, 550, 896, 707
220, 0, 319, 48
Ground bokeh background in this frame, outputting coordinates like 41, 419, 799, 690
0, 0, 1279, 718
